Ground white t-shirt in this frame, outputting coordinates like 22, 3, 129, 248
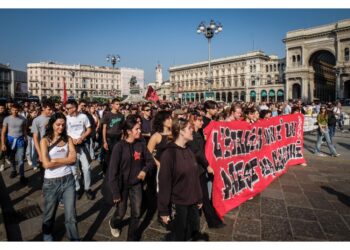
45, 143, 72, 178
66, 113, 91, 139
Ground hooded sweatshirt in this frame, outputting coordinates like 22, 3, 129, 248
158, 142, 203, 216
108, 139, 155, 200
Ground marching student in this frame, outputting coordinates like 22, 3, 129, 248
108, 115, 154, 241
1, 103, 27, 184
40, 112, 79, 241
65, 100, 94, 200
158, 118, 203, 241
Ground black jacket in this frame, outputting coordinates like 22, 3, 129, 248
158, 142, 203, 216
108, 139, 155, 200
188, 131, 208, 176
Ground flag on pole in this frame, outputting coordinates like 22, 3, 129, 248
63, 78, 67, 104
145, 85, 159, 102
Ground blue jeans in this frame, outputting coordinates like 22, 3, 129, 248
110, 183, 142, 241
42, 174, 80, 241
328, 125, 336, 143
315, 129, 338, 156
71, 146, 91, 191
26, 136, 38, 167
9, 146, 25, 176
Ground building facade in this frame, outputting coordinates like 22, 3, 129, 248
284, 19, 350, 102
0, 63, 27, 100
169, 51, 286, 103
27, 62, 121, 100
120, 67, 144, 97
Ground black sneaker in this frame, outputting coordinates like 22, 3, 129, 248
85, 189, 94, 200
76, 189, 83, 200
10, 171, 17, 179
20, 176, 28, 185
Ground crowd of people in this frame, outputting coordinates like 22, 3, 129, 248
0, 97, 347, 241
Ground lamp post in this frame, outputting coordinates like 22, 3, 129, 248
106, 54, 121, 98
197, 20, 223, 100
106, 54, 120, 69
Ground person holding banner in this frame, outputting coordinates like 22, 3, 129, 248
314, 106, 340, 157
158, 118, 203, 241
188, 111, 225, 229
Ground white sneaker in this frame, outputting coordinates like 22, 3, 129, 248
0, 164, 4, 172
315, 153, 326, 157
109, 219, 120, 238
332, 153, 341, 157
33, 166, 38, 171
27, 159, 32, 166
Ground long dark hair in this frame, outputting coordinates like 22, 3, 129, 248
43, 112, 68, 142
152, 110, 171, 134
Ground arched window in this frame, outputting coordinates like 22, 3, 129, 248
270, 65, 273, 72
266, 65, 269, 72
274, 64, 277, 71
250, 65, 252, 72
267, 75, 272, 84
292, 55, 296, 63
297, 55, 301, 62
345, 48, 349, 61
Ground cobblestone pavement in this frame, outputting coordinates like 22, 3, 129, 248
0, 131, 350, 241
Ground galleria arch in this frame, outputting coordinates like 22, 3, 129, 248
284, 19, 350, 102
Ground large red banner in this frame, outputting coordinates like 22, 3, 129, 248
204, 114, 306, 218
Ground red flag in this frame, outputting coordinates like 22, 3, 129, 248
145, 85, 159, 102
63, 78, 67, 104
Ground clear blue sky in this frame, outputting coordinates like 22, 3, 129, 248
0, 9, 349, 83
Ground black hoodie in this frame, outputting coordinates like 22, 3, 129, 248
158, 142, 203, 216
108, 139, 155, 200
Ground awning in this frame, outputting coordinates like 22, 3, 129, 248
269, 90, 275, 97
250, 91, 256, 97
261, 90, 267, 97
191, 93, 195, 98
277, 90, 284, 97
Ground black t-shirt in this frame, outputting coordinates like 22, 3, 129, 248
102, 111, 124, 138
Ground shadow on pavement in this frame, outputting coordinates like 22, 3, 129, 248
321, 186, 350, 207
337, 142, 350, 151
0, 174, 23, 240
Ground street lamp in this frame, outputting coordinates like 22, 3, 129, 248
106, 54, 121, 98
197, 20, 223, 99
106, 54, 120, 68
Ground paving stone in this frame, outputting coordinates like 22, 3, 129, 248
281, 185, 302, 194
284, 192, 312, 208
307, 197, 335, 211
207, 232, 233, 241
232, 233, 261, 241
225, 207, 240, 219
341, 215, 350, 229
261, 197, 287, 217
329, 201, 350, 215
266, 180, 281, 190
238, 202, 260, 219
233, 218, 260, 236
290, 219, 326, 239
261, 188, 284, 200
314, 210, 350, 235
261, 215, 293, 241
205, 217, 234, 236
287, 206, 317, 221
141, 229, 167, 241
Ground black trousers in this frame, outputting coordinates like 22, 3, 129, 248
169, 204, 200, 241
103, 137, 119, 173
200, 174, 223, 227
110, 183, 142, 241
